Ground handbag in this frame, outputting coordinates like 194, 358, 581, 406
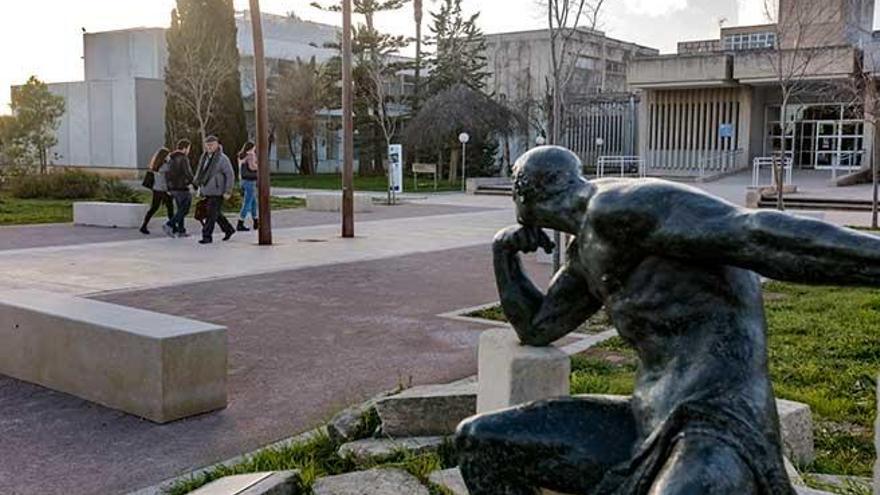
194, 198, 209, 223
141, 171, 155, 190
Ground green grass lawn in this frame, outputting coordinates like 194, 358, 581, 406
474, 283, 880, 479
0, 191, 304, 226
270, 173, 462, 193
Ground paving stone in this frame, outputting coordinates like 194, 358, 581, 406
376, 381, 477, 437
190, 470, 301, 495
777, 399, 815, 465
429, 468, 469, 495
338, 436, 446, 462
312, 468, 429, 495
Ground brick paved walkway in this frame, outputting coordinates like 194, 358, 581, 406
0, 246, 548, 495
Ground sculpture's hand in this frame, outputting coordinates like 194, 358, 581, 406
494, 225, 555, 255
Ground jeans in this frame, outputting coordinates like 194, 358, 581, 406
202, 195, 234, 240
239, 179, 258, 221
168, 190, 192, 234
142, 191, 173, 229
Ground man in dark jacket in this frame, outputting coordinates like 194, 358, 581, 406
165, 139, 194, 237
194, 135, 236, 244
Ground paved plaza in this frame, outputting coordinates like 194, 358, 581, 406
0, 172, 877, 494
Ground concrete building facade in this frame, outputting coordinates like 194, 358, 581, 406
47, 28, 167, 175
481, 28, 657, 165
628, 0, 877, 180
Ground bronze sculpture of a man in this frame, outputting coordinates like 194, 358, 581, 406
456, 146, 880, 494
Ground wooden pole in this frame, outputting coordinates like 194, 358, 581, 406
342, 0, 355, 238
249, 2, 272, 245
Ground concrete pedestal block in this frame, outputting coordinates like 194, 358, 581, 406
777, 399, 815, 465
73, 201, 149, 228
190, 471, 302, 495
0, 289, 227, 423
477, 327, 571, 414
306, 192, 373, 213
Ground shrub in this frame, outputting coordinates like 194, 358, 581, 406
10, 170, 102, 199
98, 178, 140, 203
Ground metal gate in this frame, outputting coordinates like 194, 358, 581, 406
562, 94, 638, 169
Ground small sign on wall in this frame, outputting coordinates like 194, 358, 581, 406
388, 144, 403, 194
719, 123, 734, 139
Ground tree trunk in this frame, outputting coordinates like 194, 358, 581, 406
873, 121, 879, 229
448, 147, 459, 182
301, 129, 315, 175
414, 0, 422, 110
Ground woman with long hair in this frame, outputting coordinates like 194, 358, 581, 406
237, 141, 259, 231
140, 147, 175, 235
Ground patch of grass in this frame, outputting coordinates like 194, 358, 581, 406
468, 306, 613, 334
0, 194, 74, 225
270, 173, 461, 193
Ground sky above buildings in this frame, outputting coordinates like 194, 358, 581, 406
1, 0, 878, 114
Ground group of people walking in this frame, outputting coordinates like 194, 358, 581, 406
140, 136, 260, 245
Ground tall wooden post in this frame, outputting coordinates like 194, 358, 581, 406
341, 0, 355, 238
249, 1, 272, 245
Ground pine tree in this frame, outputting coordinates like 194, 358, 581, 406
425, 0, 490, 95
165, 0, 247, 158
8, 76, 65, 173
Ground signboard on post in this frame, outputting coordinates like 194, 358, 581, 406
388, 144, 403, 203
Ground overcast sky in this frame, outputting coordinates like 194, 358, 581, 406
1, 0, 877, 114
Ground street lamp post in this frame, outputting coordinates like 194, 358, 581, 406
249, 1, 272, 245
459, 132, 470, 193
341, 0, 354, 238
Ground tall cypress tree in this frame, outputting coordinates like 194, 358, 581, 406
165, 0, 247, 158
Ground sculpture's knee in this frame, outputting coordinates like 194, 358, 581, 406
650, 438, 758, 495
455, 414, 487, 456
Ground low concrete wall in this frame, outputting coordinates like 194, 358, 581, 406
466, 177, 511, 194
306, 192, 374, 213
0, 289, 227, 423
74, 202, 149, 228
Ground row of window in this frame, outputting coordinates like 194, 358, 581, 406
722, 32, 776, 51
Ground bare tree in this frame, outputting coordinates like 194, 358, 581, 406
761, 0, 844, 210
546, 0, 607, 145
165, 37, 239, 144
270, 57, 328, 176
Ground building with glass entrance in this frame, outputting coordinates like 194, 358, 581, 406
627, 0, 877, 181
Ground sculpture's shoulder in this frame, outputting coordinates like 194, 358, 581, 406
587, 178, 688, 219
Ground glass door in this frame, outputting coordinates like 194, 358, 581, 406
814, 121, 839, 170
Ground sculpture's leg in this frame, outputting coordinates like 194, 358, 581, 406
648, 435, 758, 495
456, 396, 637, 495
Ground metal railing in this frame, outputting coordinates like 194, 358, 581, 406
696, 150, 744, 177
752, 155, 793, 188
597, 156, 646, 178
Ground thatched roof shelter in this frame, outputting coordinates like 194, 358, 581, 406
404, 84, 522, 150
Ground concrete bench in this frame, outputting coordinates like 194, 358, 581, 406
73, 201, 149, 228
305, 192, 374, 213
0, 289, 227, 423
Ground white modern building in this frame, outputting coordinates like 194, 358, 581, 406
31, 12, 352, 176
47, 28, 167, 176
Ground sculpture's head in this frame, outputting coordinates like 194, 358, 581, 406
511, 146, 590, 233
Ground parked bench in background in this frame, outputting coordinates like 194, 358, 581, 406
413, 163, 438, 191
0, 289, 227, 423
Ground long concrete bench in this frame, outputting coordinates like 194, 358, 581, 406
306, 192, 374, 213
0, 289, 227, 423
73, 201, 149, 228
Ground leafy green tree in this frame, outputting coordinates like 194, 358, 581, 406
425, 0, 489, 95
313, 0, 410, 175
7, 76, 65, 173
165, 0, 247, 157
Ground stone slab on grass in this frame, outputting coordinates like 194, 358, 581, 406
429, 468, 469, 495
73, 202, 149, 228
477, 327, 570, 414
306, 192, 373, 213
190, 470, 301, 495
777, 399, 815, 465
312, 468, 429, 495
376, 381, 477, 437
339, 436, 445, 462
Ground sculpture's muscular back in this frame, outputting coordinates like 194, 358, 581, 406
571, 179, 781, 444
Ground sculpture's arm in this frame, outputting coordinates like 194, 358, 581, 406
494, 226, 602, 347
648, 191, 880, 286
